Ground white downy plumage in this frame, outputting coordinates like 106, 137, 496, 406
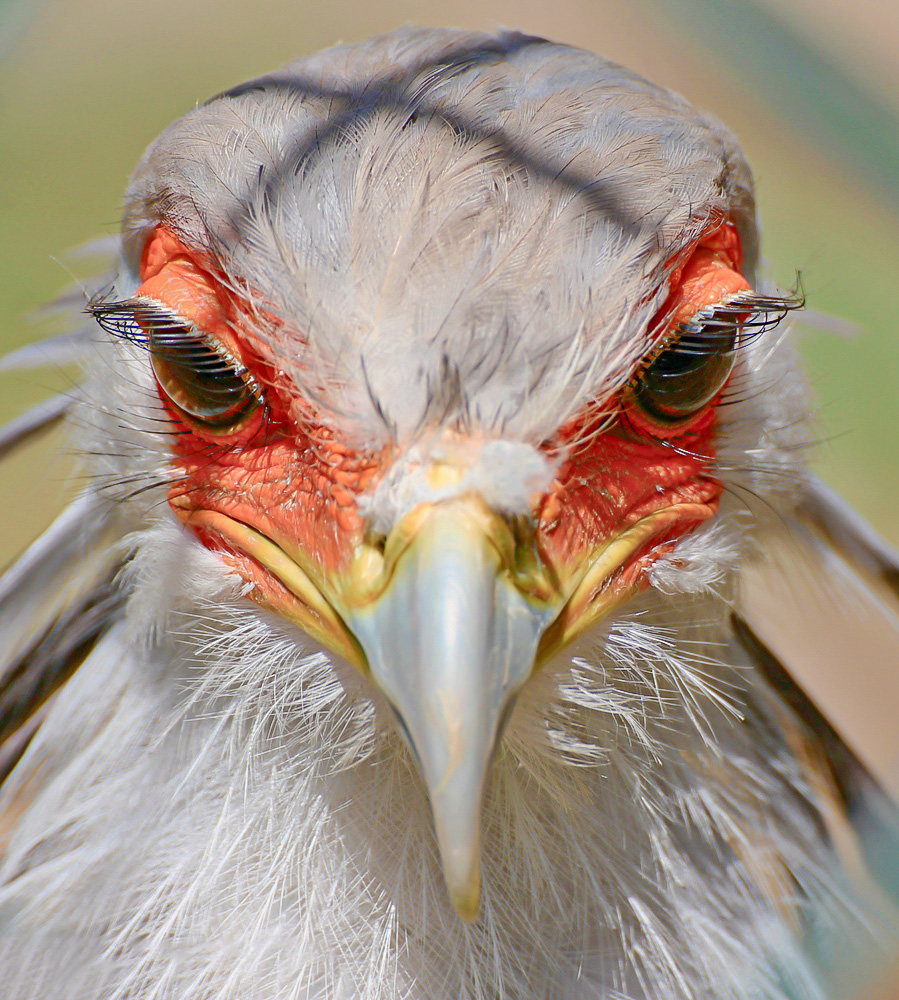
0, 26, 896, 1000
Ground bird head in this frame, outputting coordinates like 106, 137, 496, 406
86, 28, 805, 921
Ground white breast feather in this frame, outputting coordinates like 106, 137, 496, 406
0, 25, 891, 1000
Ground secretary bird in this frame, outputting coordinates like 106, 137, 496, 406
0, 26, 896, 1000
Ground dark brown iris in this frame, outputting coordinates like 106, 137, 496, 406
632, 316, 738, 424
150, 327, 259, 430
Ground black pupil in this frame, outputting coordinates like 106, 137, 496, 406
633, 324, 737, 422
150, 330, 255, 427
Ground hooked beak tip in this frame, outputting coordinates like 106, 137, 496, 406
346, 498, 549, 923
404, 714, 488, 922
435, 816, 482, 922
450, 880, 482, 923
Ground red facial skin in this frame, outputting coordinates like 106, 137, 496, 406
140, 230, 381, 574
537, 220, 749, 590
136, 221, 749, 612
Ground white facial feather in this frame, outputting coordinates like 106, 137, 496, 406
0, 24, 889, 1000
0, 528, 864, 1000
123, 28, 754, 449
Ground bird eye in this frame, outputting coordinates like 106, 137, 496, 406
149, 327, 260, 430
629, 314, 739, 425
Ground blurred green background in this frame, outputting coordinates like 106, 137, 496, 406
1, 0, 897, 566
0, 3, 896, 994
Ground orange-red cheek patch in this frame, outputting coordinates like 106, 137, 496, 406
142, 219, 739, 609
533, 222, 746, 587
136, 226, 384, 575
538, 423, 721, 584
138, 228, 243, 359
655, 222, 750, 344
167, 434, 384, 575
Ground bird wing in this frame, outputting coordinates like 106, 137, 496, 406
0, 264, 125, 785
736, 477, 899, 900
0, 325, 125, 786
0, 492, 124, 785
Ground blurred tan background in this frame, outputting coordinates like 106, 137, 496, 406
1, 0, 897, 562
0, 1, 896, 994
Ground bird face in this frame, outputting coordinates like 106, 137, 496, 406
4, 30, 895, 1000
96, 199, 762, 917
78, 33, 812, 922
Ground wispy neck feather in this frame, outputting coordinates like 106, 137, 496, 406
0, 520, 870, 1000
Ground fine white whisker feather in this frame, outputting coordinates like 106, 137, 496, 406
1, 25, 894, 1000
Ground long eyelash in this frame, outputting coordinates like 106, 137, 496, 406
649, 285, 805, 363
88, 295, 190, 347
557, 284, 804, 454
87, 295, 262, 394
86, 294, 279, 463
